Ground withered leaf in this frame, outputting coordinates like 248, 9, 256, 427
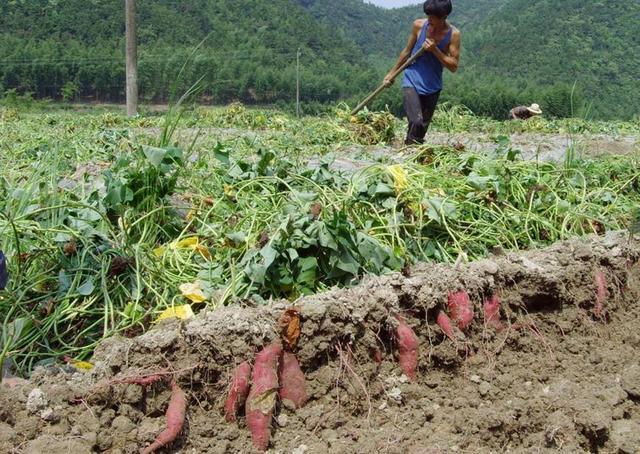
278, 307, 301, 350
309, 203, 323, 220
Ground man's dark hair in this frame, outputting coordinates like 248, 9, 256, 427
423, 0, 452, 18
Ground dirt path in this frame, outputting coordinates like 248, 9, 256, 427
1, 232, 639, 453
422, 132, 638, 161
324, 132, 639, 172
134, 126, 639, 170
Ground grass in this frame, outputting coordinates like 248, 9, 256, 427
0, 102, 638, 375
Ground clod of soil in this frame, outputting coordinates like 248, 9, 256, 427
1, 231, 639, 453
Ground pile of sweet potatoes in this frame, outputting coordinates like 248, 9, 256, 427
224, 342, 308, 451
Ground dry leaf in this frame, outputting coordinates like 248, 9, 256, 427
155, 304, 195, 323
278, 307, 301, 350
179, 282, 207, 303
387, 164, 408, 193
153, 237, 211, 260
63, 356, 94, 372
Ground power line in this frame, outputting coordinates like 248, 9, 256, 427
0, 52, 303, 66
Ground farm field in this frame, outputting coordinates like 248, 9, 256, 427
1, 103, 639, 452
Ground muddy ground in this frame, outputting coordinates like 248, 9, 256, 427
1, 232, 640, 453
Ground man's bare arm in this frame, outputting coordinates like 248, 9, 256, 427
424, 28, 461, 73
383, 20, 423, 85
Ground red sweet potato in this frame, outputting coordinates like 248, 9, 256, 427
372, 347, 383, 365
448, 291, 474, 331
483, 294, 503, 331
394, 315, 419, 381
224, 361, 252, 422
278, 352, 307, 409
246, 342, 282, 452
594, 269, 607, 318
437, 311, 456, 342
140, 381, 187, 454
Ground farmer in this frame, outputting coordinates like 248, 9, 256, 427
383, 0, 461, 145
510, 103, 542, 120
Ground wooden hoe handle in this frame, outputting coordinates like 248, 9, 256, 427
351, 48, 426, 116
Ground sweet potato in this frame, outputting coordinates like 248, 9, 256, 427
483, 294, 503, 331
394, 315, 419, 381
372, 347, 383, 365
594, 269, 607, 318
448, 291, 474, 331
437, 311, 456, 342
278, 352, 307, 409
246, 342, 282, 452
140, 381, 187, 454
224, 361, 252, 422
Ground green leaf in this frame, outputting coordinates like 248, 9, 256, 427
600, 191, 615, 203
506, 148, 521, 162
123, 301, 143, 320
424, 196, 457, 223
260, 244, 278, 268
467, 173, 492, 191
296, 256, 317, 286
214, 143, 230, 166
493, 135, 510, 148
357, 234, 387, 271
77, 277, 95, 296
142, 146, 168, 167
569, 173, 586, 187
374, 183, 394, 196
287, 248, 299, 261
58, 270, 71, 294
317, 222, 338, 250
557, 200, 572, 214
382, 197, 396, 209
54, 232, 72, 243
256, 149, 275, 175
163, 146, 183, 165
245, 262, 267, 284
226, 232, 247, 245
4, 317, 33, 344
77, 208, 102, 222
291, 191, 317, 203
336, 251, 360, 275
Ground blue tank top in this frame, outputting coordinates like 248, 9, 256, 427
402, 22, 452, 95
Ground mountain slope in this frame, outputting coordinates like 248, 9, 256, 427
0, 0, 374, 103
297, 0, 509, 59
0, 0, 637, 119
461, 0, 640, 119
298, 0, 639, 119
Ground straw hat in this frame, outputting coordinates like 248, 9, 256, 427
527, 103, 542, 115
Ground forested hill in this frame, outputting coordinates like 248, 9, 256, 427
300, 0, 639, 120
0, 0, 638, 119
460, 0, 640, 119
298, 0, 508, 59
0, 0, 376, 104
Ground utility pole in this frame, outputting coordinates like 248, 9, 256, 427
296, 48, 301, 118
125, 0, 138, 116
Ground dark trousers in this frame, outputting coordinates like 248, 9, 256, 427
403, 88, 440, 145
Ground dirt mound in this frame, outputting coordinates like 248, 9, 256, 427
1, 232, 639, 453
